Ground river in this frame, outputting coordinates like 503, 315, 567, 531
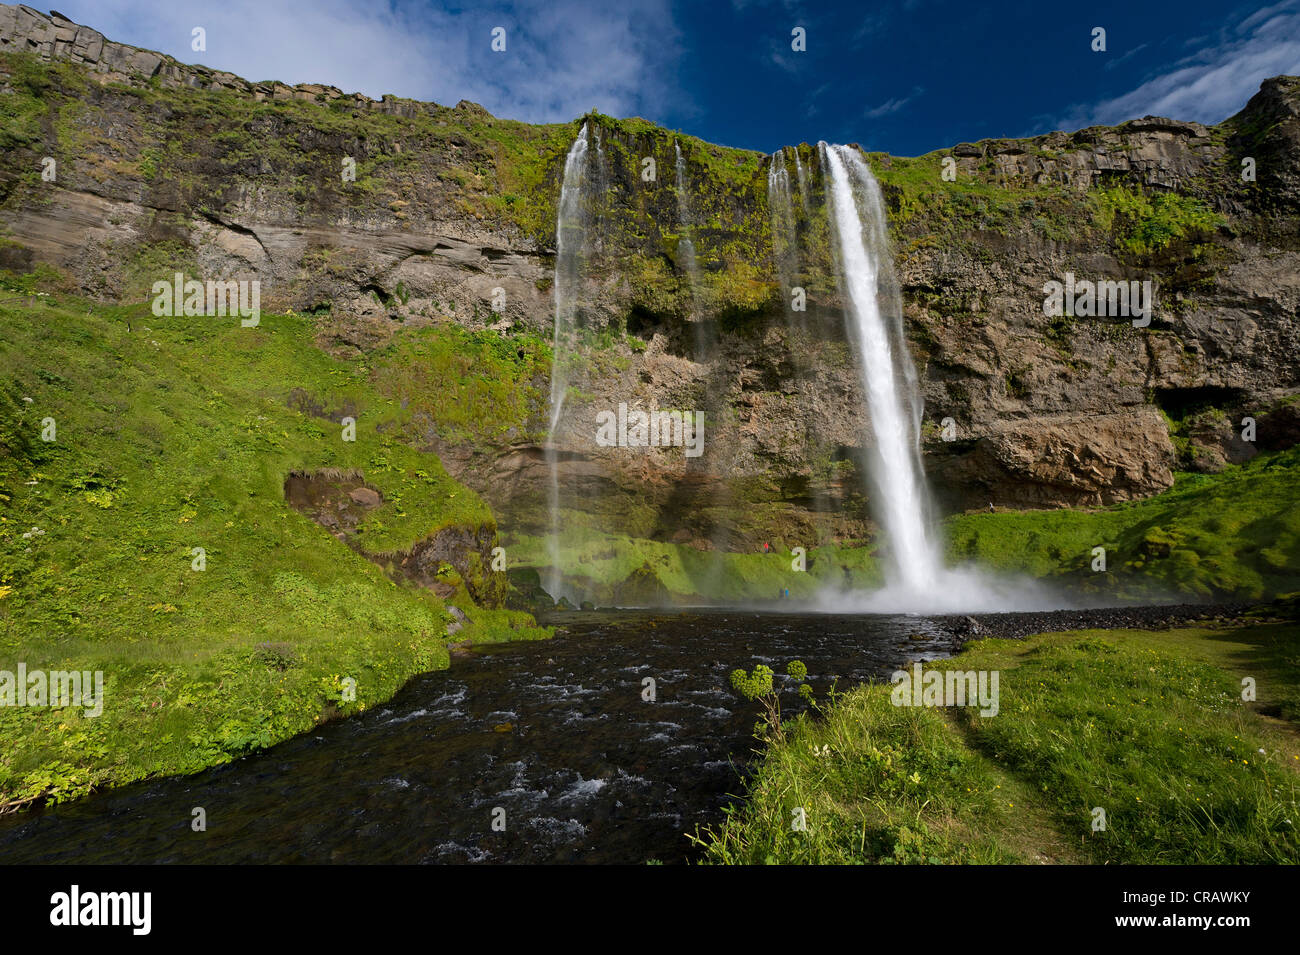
0, 610, 956, 864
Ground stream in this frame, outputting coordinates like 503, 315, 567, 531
0, 610, 956, 864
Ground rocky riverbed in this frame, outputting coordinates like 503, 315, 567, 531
940, 601, 1263, 645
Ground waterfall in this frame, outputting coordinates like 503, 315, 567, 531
793, 148, 811, 216
767, 149, 797, 309
675, 140, 711, 362
819, 142, 940, 594
545, 124, 592, 603
674, 141, 700, 291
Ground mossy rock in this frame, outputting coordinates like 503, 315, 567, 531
613, 562, 671, 606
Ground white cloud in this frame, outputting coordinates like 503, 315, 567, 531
1047, 0, 1300, 131
864, 86, 923, 119
48, 0, 681, 123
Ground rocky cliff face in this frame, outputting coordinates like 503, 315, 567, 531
2, 4, 1298, 549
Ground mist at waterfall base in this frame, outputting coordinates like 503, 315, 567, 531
543, 130, 1070, 614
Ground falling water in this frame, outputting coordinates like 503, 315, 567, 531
545, 124, 593, 602
674, 142, 700, 292
767, 149, 798, 308
770, 147, 835, 548
793, 148, 811, 216
674, 140, 711, 363
676, 140, 732, 578
819, 142, 940, 594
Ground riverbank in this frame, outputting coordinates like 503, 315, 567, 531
695, 607, 1300, 864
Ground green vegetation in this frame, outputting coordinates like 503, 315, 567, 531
697, 622, 1300, 864
0, 52, 55, 150
510, 441, 1300, 607
0, 275, 548, 809
946, 447, 1300, 600
583, 110, 775, 323
0, 50, 574, 243
506, 531, 883, 605
1091, 186, 1223, 258
870, 150, 1081, 241
371, 321, 551, 445
729, 660, 813, 743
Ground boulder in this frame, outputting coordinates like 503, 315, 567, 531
347, 486, 382, 507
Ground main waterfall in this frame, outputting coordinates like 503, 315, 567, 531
816, 143, 1053, 612
539, 124, 1052, 612
820, 143, 940, 593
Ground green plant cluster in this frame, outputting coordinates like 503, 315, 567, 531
1091, 187, 1223, 258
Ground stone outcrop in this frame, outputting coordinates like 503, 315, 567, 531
283, 470, 506, 606
932, 410, 1177, 509
0, 4, 450, 114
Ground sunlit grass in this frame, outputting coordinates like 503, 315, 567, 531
697, 622, 1300, 864
0, 286, 547, 807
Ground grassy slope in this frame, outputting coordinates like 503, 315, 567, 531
697, 620, 1300, 864
945, 449, 1300, 601
0, 281, 548, 807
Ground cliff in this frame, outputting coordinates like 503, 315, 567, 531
2, 3, 1298, 552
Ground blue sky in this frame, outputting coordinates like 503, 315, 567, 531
50, 0, 1300, 155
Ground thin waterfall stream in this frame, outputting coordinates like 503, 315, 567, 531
545, 124, 592, 605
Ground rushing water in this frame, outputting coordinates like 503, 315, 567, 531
821, 143, 939, 592
0, 611, 954, 864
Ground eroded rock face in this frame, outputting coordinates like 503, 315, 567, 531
2, 5, 1299, 534
932, 411, 1177, 509
283, 470, 506, 607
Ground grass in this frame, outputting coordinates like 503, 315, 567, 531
0, 278, 549, 808
505, 530, 884, 605
370, 320, 551, 446
696, 620, 1300, 864
945, 449, 1300, 601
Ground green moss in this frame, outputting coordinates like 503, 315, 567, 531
505, 531, 881, 604
944, 447, 1300, 600
1091, 187, 1223, 258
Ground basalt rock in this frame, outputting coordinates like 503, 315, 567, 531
931, 410, 1177, 509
